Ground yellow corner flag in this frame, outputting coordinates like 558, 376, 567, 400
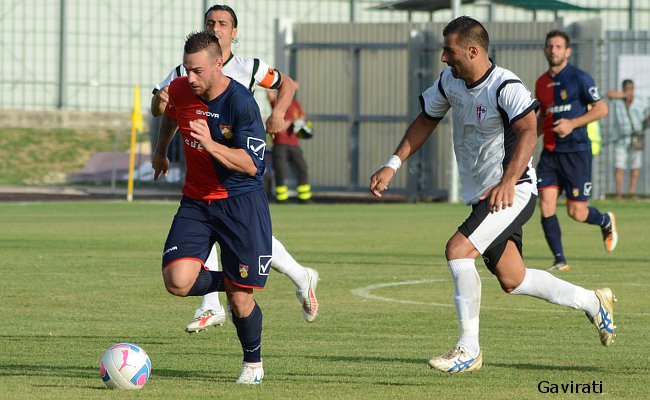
127, 84, 144, 202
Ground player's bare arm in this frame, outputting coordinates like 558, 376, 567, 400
553, 99, 608, 137
482, 111, 538, 212
151, 87, 170, 117
151, 114, 178, 180
606, 90, 627, 100
189, 119, 257, 176
370, 113, 439, 197
265, 72, 297, 135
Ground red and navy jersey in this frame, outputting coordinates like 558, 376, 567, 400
272, 99, 303, 146
536, 64, 602, 153
165, 77, 267, 200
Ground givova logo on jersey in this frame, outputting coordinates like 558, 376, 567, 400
247, 137, 266, 160
195, 109, 219, 119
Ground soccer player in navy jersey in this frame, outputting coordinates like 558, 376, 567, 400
151, 5, 318, 332
536, 30, 617, 271
370, 17, 616, 374
152, 31, 270, 384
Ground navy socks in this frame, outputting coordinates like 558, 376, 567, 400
541, 215, 565, 262
187, 269, 225, 296
232, 302, 263, 362
585, 206, 610, 228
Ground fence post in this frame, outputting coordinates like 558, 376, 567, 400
57, 0, 67, 109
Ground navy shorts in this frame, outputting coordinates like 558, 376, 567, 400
536, 149, 593, 202
162, 189, 273, 289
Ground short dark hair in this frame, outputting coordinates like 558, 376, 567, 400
443, 16, 489, 51
622, 79, 634, 89
184, 31, 222, 61
204, 4, 238, 28
545, 30, 570, 48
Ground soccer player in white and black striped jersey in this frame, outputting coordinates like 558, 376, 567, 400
151, 5, 319, 340
370, 16, 616, 374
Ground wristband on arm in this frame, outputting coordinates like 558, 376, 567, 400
382, 155, 402, 171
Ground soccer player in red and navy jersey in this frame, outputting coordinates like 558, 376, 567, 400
151, 5, 319, 331
152, 31, 270, 384
535, 30, 617, 272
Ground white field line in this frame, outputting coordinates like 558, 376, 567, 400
351, 279, 650, 316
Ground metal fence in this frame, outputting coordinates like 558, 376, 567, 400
285, 20, 649, 199
3, 0, 649, 113
1, 0, 649, 198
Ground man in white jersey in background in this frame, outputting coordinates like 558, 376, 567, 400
151, 4, 319, 331
370, 16, 616, 374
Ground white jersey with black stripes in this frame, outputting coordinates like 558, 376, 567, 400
153, 54, 281, 94
420, 62, 539, 204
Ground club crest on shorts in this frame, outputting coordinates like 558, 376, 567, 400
572, 188, 580, 198
258, 255, 272, 276
476, 104, 487, 124
239, 264, 249, 278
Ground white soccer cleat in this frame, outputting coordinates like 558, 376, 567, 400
236, 361, 264, 384
588, 288, 617, 346
296, 268, 319, 323
185, 307, 226, 333
428, 345, 483, 374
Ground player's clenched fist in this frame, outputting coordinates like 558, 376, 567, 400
369, 167, 394, 198
189, 119, 214, 150
151, 152, 169, 181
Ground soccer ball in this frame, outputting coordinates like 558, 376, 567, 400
99, 342, 151, 389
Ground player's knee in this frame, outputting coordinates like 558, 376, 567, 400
445, 242, 458, 260
445, 238, 464, 260
566, 206, 583, 221
164, 280, 190, 297
162, 272, 194, 296
498, 277, 521, 293
229, 297, 255, 318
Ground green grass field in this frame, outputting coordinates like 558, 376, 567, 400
0, 128, 133, 186
1, 199, 648, 399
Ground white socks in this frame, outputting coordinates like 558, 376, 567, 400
511, 268, 599, 318
270, 236, 309, 292
448, 259, 481, 358
445, 262, 600, 356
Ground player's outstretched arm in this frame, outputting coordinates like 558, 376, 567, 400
606, 90, 626, 100
265, 72, 297, 135
370, 113, 439, 197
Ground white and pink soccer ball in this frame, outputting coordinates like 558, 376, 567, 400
99, 342, 151, 389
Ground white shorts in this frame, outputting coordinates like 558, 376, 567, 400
614, 145, 643, 170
